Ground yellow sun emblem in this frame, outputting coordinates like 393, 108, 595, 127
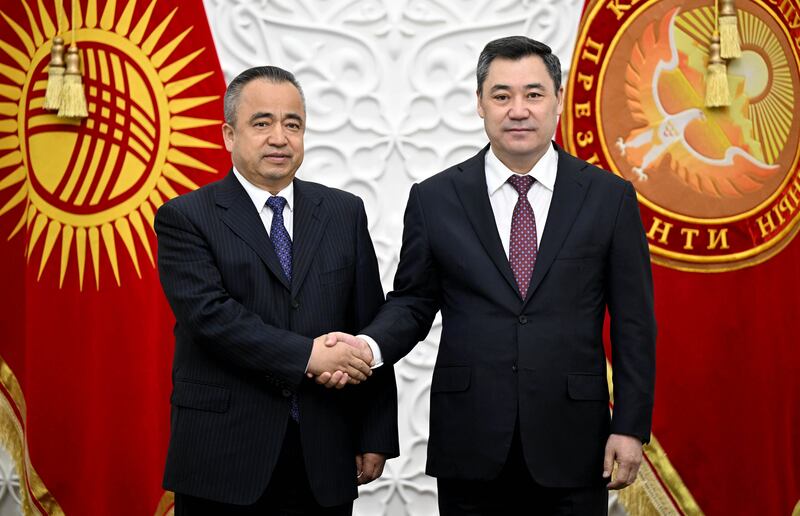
0, 0, 221, 289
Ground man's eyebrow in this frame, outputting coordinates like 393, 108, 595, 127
247, 112, 304, 123
489, 83, 547, 93
248, 111, 274, 122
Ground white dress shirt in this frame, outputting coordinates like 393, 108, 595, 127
485, 143, 558, 257
232, 167, 294, 238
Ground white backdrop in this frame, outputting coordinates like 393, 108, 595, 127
202, 0, 587, 514
0, 1, 630, 514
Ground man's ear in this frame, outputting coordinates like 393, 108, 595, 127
221, 123, 235, 152
556, 86, 564, 116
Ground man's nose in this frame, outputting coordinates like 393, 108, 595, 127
267, 125, 288, 146
508, 98, 530, 119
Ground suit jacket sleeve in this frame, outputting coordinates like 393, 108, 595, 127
361, 183, 441, 365
607, 181, 657, 443
155, 200, 312, 389
350, 199, 400, 457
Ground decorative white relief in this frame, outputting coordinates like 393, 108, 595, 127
201, 1, 586, 514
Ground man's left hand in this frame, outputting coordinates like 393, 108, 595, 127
355, 452, 386, 485
603, 434, 643, 490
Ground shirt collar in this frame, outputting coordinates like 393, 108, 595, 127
485, 143, 558, 195
232, 167, 294, 212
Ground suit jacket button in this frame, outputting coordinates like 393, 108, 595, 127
512, 364, 518, 373
282, 389, 292, 398
291, 299, 300, 309
518, 315, 528, 324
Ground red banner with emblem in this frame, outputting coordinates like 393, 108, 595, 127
563, 1, 800, 514
0, 0, 229, 514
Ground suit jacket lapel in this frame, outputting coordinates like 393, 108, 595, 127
291, 178, 329, 298
453, 145, 519, 296
523, 145, 589, 305
216, 170, 291, 291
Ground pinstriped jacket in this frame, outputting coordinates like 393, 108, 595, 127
155, 171, 399, 506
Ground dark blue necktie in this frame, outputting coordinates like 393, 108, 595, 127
265, 196, 299, 421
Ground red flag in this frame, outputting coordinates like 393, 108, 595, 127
563, 0, 800, 514
0, 1, 229, 514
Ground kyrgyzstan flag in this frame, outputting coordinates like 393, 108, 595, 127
563, 0, 800, 514
0, 0, 230, 514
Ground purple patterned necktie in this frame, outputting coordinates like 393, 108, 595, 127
265, 196, 299, 421
507, 175, 537, 299
266, 196, 292, 283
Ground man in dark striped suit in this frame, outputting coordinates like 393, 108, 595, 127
155, 66, 398, 515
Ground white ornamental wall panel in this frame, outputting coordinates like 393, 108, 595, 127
201, 1, 591, 514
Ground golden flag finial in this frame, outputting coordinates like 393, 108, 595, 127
719, 0, 742, 59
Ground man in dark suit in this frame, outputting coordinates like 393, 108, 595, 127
155, 66, 399, 515
322, 37, 656, 514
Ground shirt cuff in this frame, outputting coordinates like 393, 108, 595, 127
358, 334, 383, 368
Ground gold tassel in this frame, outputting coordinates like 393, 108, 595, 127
58, 0, 87, 118
705, 31, 730, 107
719, 0, 741, 58
58, 46, 88, 118
43, 36, 66, 110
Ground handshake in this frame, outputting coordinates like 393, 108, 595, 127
306, 332, 374, 389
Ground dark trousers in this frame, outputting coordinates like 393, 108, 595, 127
174, 419, 353, 516
437, 426, 608, 516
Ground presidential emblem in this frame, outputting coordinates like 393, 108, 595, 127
562, 0, 800, 271
0, 0, 222, 288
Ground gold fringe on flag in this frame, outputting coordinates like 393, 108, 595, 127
43, 36, 65, 110
58, 0, 87, 118
0, 358, 64, 515
719, 0, 742, 59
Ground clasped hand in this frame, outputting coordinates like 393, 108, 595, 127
306, 332, 373, 389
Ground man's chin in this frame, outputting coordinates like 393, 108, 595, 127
261, 167, 295, 179
500, 142, 540, 156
